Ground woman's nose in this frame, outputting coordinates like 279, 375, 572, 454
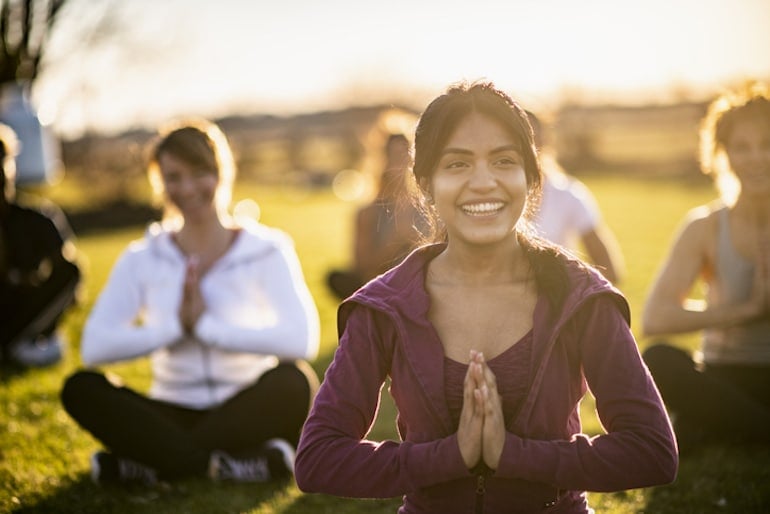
468, 161, 496, 189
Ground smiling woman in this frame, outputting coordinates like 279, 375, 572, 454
59, 118, 321, 487
428, 113, 530, 249
295, 81, 677, 514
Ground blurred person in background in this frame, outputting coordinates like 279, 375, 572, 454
642, 81, 770, 453
527, 111, 624, 285
326, 132, 426, 300
0, 122, 81, 369
296, 81, 676, 513
61, 118, 320, 486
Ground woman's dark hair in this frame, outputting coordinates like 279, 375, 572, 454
410, 80, 573, 311
413, 81, 540, 207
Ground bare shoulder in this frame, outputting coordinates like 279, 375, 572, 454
670, 201, 724, 259
679, 201, 723, 238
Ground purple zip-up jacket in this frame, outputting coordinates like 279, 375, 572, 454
296, 244, 677, 513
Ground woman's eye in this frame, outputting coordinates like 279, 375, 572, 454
445, 160, 468, 169
494, 156, 521, 167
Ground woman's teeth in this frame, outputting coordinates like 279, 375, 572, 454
461, 202, 504, 216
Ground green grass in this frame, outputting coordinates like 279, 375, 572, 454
2, 175, 769, 513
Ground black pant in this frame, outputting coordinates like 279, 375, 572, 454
61, 361, 318, 480
643, 343, 770, 453
0, 259, 80, 357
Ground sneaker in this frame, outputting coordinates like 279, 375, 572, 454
208, 450, 271, 482
90, 451, 158, 486
208, 438, 295, 483
263, 438, 295, 481
9, 335, 62, 367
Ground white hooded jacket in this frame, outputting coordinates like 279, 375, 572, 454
81, 220, 320, 409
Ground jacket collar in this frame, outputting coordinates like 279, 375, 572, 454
339, 243, 629, 434
341, 244, 453, 431
144, 219, 288, 269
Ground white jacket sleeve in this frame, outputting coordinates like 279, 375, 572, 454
195, 239, 320, 361
81, 249, 184, 366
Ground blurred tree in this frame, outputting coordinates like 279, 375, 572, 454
0, 0, 67, 85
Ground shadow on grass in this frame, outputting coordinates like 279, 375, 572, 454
282, 493, 402, 514
0, 362, 31, 383
10, 475, 290, 514
644, 444, 770, 513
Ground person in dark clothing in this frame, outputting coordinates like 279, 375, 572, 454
0, 122, 81, 369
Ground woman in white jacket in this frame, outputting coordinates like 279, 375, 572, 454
61, 118, 320, 485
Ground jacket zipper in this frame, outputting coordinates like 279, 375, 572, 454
475, 474, 485, 514
201, 344, 216, 405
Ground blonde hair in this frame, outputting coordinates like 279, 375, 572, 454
147, 117, 237, 222
699, 81, 770, 205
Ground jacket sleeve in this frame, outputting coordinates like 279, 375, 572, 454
194, 239, 320, 361
81, 249, 184, 366
496, 294, 678, 491
295, 304, 470, 498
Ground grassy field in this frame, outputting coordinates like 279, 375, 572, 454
2, 174, 769, 513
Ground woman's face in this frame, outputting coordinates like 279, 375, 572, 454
158, 152, 219, 222
726, 118, 770, 197
428, 112, 528, 248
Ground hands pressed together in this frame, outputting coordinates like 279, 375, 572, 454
180, 256, 205, 335
457, 350, 506, 471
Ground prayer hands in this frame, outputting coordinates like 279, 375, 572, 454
180, 255, 205, 335
457, 350, 505, 470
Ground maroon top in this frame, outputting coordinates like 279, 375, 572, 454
444, 331, 532, 426
296, 244, 678, 513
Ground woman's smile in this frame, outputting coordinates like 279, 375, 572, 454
460, 200, 506, 217
430, 112, 528, 247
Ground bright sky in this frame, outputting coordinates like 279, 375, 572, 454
35, 0, 770, 138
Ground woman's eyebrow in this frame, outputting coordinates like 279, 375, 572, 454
441, 144, 519, 156
440, 147, 473, 156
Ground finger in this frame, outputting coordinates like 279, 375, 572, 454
464, 357, 483, 389
477, 363, 504, 418
464, 360, 478, 395
460, 364, 480, 422
479, 359, 498, 392
474, 386, 486, 416
481, 384, 500, 418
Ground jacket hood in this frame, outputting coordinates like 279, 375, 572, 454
341, 243, 628, 338
338, 243, 630, 435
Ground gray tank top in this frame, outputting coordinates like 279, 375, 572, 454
702, 208, 770, 364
